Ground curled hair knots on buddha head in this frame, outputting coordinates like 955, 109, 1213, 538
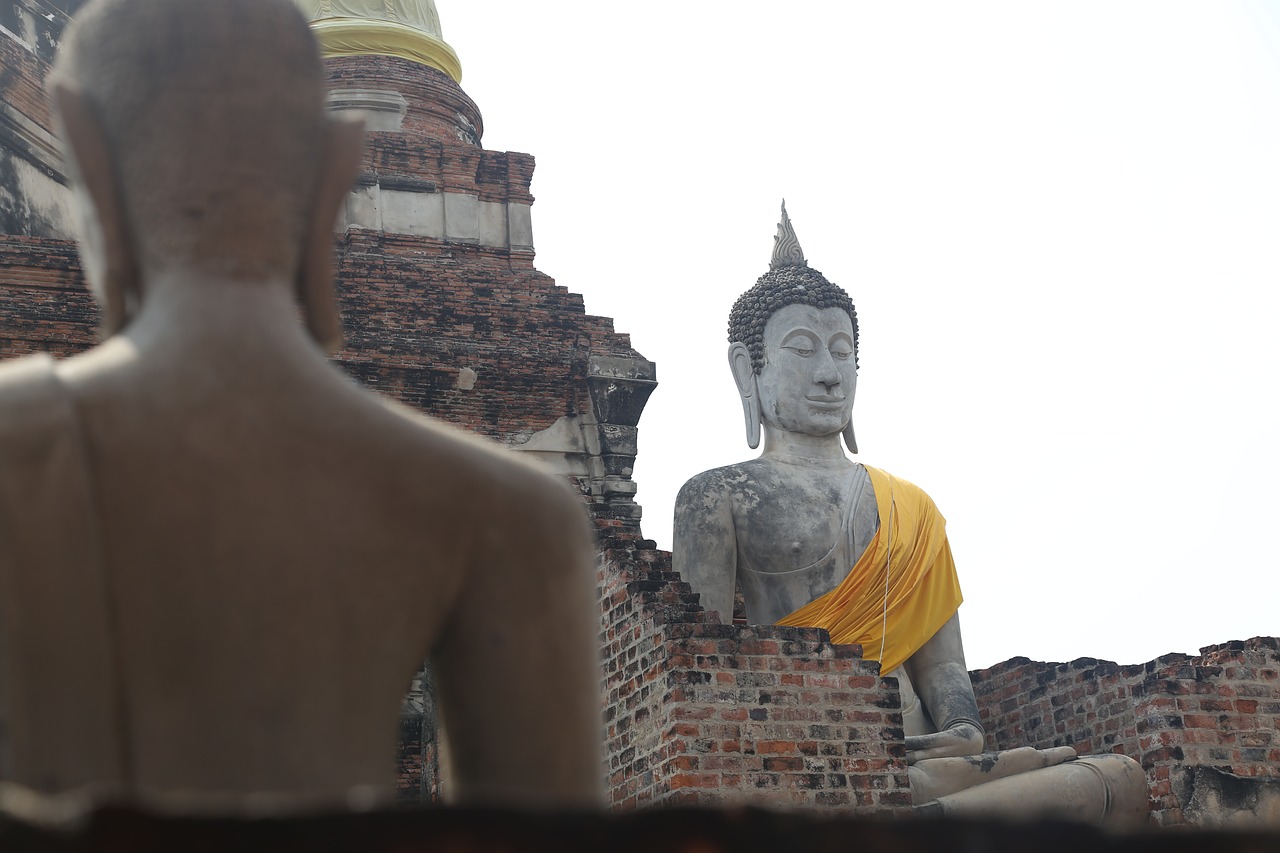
727, 265, 859, 375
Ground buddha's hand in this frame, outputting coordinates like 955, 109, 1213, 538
904, 721, 984, 764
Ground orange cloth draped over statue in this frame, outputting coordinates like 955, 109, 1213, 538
776, 466, 962, 674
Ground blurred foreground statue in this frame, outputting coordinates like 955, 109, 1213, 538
673, 204, 1145, 824
0, 0, 601, 808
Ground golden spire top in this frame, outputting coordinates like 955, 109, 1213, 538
293, 0, 462, 83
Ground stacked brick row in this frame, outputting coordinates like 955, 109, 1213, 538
971, 636, 1279, 826
598, 534, 912, 815
0, 235, 94, 358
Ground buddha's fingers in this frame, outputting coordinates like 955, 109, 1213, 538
904, 722, 984, 764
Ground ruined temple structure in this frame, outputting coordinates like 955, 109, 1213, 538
0, 0, 1276, 829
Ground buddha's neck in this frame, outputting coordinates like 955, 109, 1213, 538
122, 272, 319, 363
759, 428, 848, 462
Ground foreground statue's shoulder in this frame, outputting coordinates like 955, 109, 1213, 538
0, 354, 69, 441
371, 392, 588, 529
0, 353, 56, 395
357, 405, 601, 809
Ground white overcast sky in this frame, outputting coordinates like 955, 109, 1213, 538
439, 1, 1280, 669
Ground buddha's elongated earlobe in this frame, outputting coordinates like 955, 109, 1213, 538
297, 117, 364, 353
52, 84, 139, 337
744, 386, 762, 449
843, 356, 858, 453
728, 342, 761, 449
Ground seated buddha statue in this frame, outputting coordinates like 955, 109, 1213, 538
0, 0, 600, 808
673, 204, 1146, 823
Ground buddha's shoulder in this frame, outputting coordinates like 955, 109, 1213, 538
678, 459, 764, 492
861, 465, 941, 512
675, 458, 805, 509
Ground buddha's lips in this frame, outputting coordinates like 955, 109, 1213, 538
806, 395, 846, 404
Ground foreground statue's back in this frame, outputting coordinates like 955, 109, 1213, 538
673, 204, 1145, 823
0, 0, 601, 808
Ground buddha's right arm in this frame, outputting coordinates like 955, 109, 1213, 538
902, 613, 985, 763
430, 480, 603, 808
673, 474, 738, 624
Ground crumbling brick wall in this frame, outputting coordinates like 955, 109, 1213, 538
597, 533, 912, 815
971, 636, 1280, 827
332, 230, 637, 445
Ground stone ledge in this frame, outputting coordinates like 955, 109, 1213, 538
0, 799, 1275, 852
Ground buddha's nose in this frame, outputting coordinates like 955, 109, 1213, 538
814, 352, 841, 388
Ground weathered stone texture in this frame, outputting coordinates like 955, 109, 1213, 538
971, 636, 1280, 827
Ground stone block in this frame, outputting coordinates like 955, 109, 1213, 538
475, 199, 507, 248
443, 192, 479, 243
508, 202, 534, 249
379, 189, 444, 238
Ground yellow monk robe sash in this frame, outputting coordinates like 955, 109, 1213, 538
776, 466, 962, 674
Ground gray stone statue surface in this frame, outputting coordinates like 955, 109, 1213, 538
0, 0, 601, 809
673, 203, 1145, 823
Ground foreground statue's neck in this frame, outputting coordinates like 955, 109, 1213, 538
759, 426, 848, 462
58, 272, 335, 391
121, 273, 317, 356
56, 271, 342, 419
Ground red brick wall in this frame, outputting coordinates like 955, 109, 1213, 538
598, 533, 912, 815
971, 636, 1280, 826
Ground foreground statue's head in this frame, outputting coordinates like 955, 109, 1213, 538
47, 0, 362, 349
727, 203, 860, 451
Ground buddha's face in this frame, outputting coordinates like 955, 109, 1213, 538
757, 303, 857, 438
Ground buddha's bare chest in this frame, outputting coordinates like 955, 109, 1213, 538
730, 463, 879, 623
